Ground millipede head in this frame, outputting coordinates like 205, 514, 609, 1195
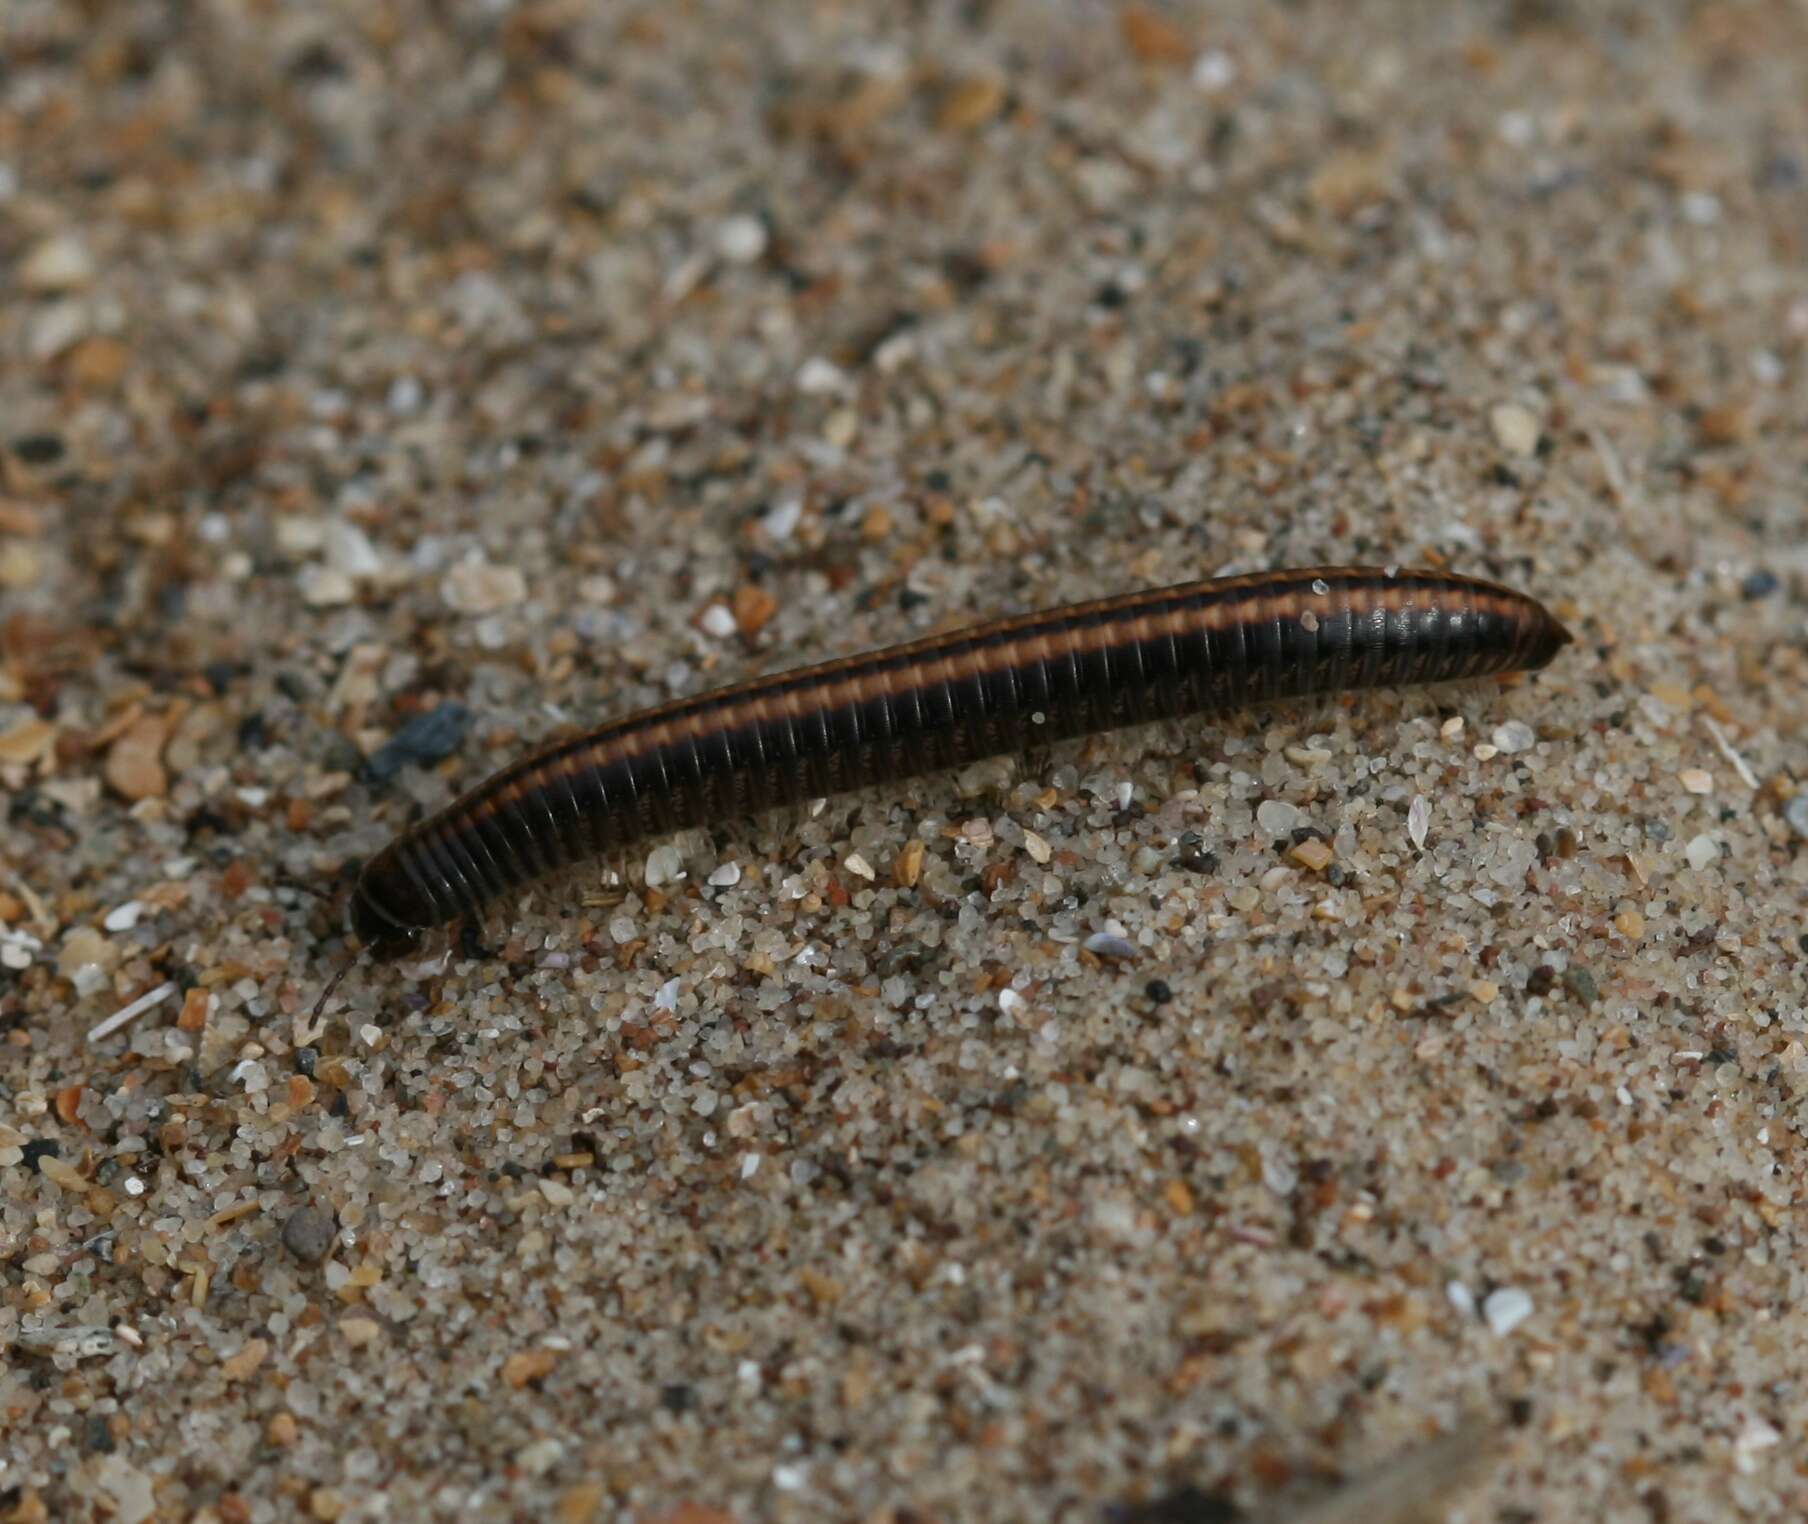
348, 887, 427, 962
347, 846, 435, 962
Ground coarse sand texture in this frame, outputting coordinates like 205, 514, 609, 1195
3, 3, 1807, 1521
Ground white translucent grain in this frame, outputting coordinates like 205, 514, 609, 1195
1256, 799, 1300, 836
1083, 933, 1137, 960
1483, 1286, 1534, 1336
1407, 795, 1430, 849
644, 844, 685, 886
715, 213, 768, 263
87, 982, 174, 1044
795, 358, 845, 395
1492, 720, 1535, 754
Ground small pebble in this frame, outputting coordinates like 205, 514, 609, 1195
324, 520, 385, 578
516, 1438, 564, 1477
442, 556, 527, 614
361, 704, 471, 786
1785, 794, 1808, 839
1489, 402, 1541, 457
1407, 794, 1430, 849
1741, 569, 1780, 600
0, 541, 41, 588
733, 582, 779, 634
645, 844, 685, 886
893, 839, 926, 887
1084, 933, 1138, 960
339, 1316, 381, 1348
1255, 799, 1300, 835
1289, 838, 1334, 872
716, 213, 768, 263
21, 234, 96, 292
1482, 1286, 1534, 1336
102, 901, 144, 933
795, 358, 847, 395
0, 718, 57, 766
937, 74, 1007, 132
1492, 720, 1535, 754
759, 499, 803, 543
699, 603, 738, 638
300, 566, 356, 607
1684, 833, 1719, 871
220, 1339, 270, 1383
708, 862, 742, 888
1192, 48, 1236, 91
1562, 967, 1600, 1005
282, 1205, 337, 1264
12, 432, 64, 465
104, 714, 169, 801
1734, 1417, 1782, 1475
1678, 768, 1713, 795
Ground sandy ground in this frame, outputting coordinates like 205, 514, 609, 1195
4, 2, 1808, 1520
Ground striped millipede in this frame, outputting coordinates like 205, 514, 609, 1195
333, 565, 1570, 984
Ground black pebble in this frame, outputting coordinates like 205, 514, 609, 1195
1106, 1485, 1243, 1524
281, 1204, 337, 1263
21, 1139, 61, 1173
13, 433, 65, 464
361, 703, 472, 786
237, 711, 271, 751
1145, 979, 1173, 1005
1741, 569, 1780, 601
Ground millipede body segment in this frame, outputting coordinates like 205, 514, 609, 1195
348, 565, 1571, 959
